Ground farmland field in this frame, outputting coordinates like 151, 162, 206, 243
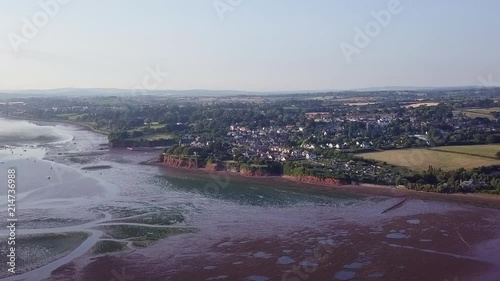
346, 102, 378, 106
56, 113, 88, 121
454, 107, 500, 120
404, 102, 439, 108
129, 133, 175, 141
358, 147, 500, 171
430, 144, 500, 158
127, 124, 165, 133
68, 114, 88, 121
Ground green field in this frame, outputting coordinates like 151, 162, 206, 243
68, 114, 88, 121
56, 113, 88, 121
430, 144, 500, 158
127, 125, 166, 134
56, 113, 78, 118
454, 107, 500, 120
358, 146, 500, 171
129, 133, 175, 141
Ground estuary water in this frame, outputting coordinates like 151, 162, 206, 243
0, 118, 499, 281
0, 118, 362, 280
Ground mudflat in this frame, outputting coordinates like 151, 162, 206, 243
46, 199, 500, 281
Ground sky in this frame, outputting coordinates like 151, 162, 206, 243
0, 0, 499, 91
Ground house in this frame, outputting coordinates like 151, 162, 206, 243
360, 142, 371, 149
305, 112, 330, 120
305, 153, 317, 160
460, 179, 487, 191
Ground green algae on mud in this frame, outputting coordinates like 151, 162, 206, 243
97, 206, 190, 225
95, 225, 197, 242
97, 206, 157, 219
115, 211, 186, 225
0, 232, 89, 277
91, 240, 128, 255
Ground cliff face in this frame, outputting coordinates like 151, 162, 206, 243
239, 168, 274, 177
159, 156, 278, 177
283, 175, 344, 186
206, 162, 225, 172
159, 156, 342, 184
161, 155, 201, 169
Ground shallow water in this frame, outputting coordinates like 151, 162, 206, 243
0, 118, 73, 147
334, 271, 356, 280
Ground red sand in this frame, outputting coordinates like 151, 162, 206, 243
44, 200, 500, 281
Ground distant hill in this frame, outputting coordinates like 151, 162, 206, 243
351, 85, 485, 92
0, 88, 328, 97
0, 85, 493, 98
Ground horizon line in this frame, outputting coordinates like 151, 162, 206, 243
0, 84, 494, 94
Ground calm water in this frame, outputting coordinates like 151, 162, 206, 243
0, 118, 73, 146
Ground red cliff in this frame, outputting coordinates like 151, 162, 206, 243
161, 155, 201, 169
283, 176, 344, 186
239, 168, 274, 177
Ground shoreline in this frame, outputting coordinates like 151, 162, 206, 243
5, 116, 500, 208
155, 162, 500, 209
2, 115, 109, 135
2, 117, 500, 281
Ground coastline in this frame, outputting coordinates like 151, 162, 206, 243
5, 115, 500, 208
2, 115, 109, 136
2, 116, 500, 281
155, 162, 500, 209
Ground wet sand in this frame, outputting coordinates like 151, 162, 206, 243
45, 200, 500, 281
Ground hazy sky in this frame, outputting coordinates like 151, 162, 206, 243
0, 0, 499, 91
